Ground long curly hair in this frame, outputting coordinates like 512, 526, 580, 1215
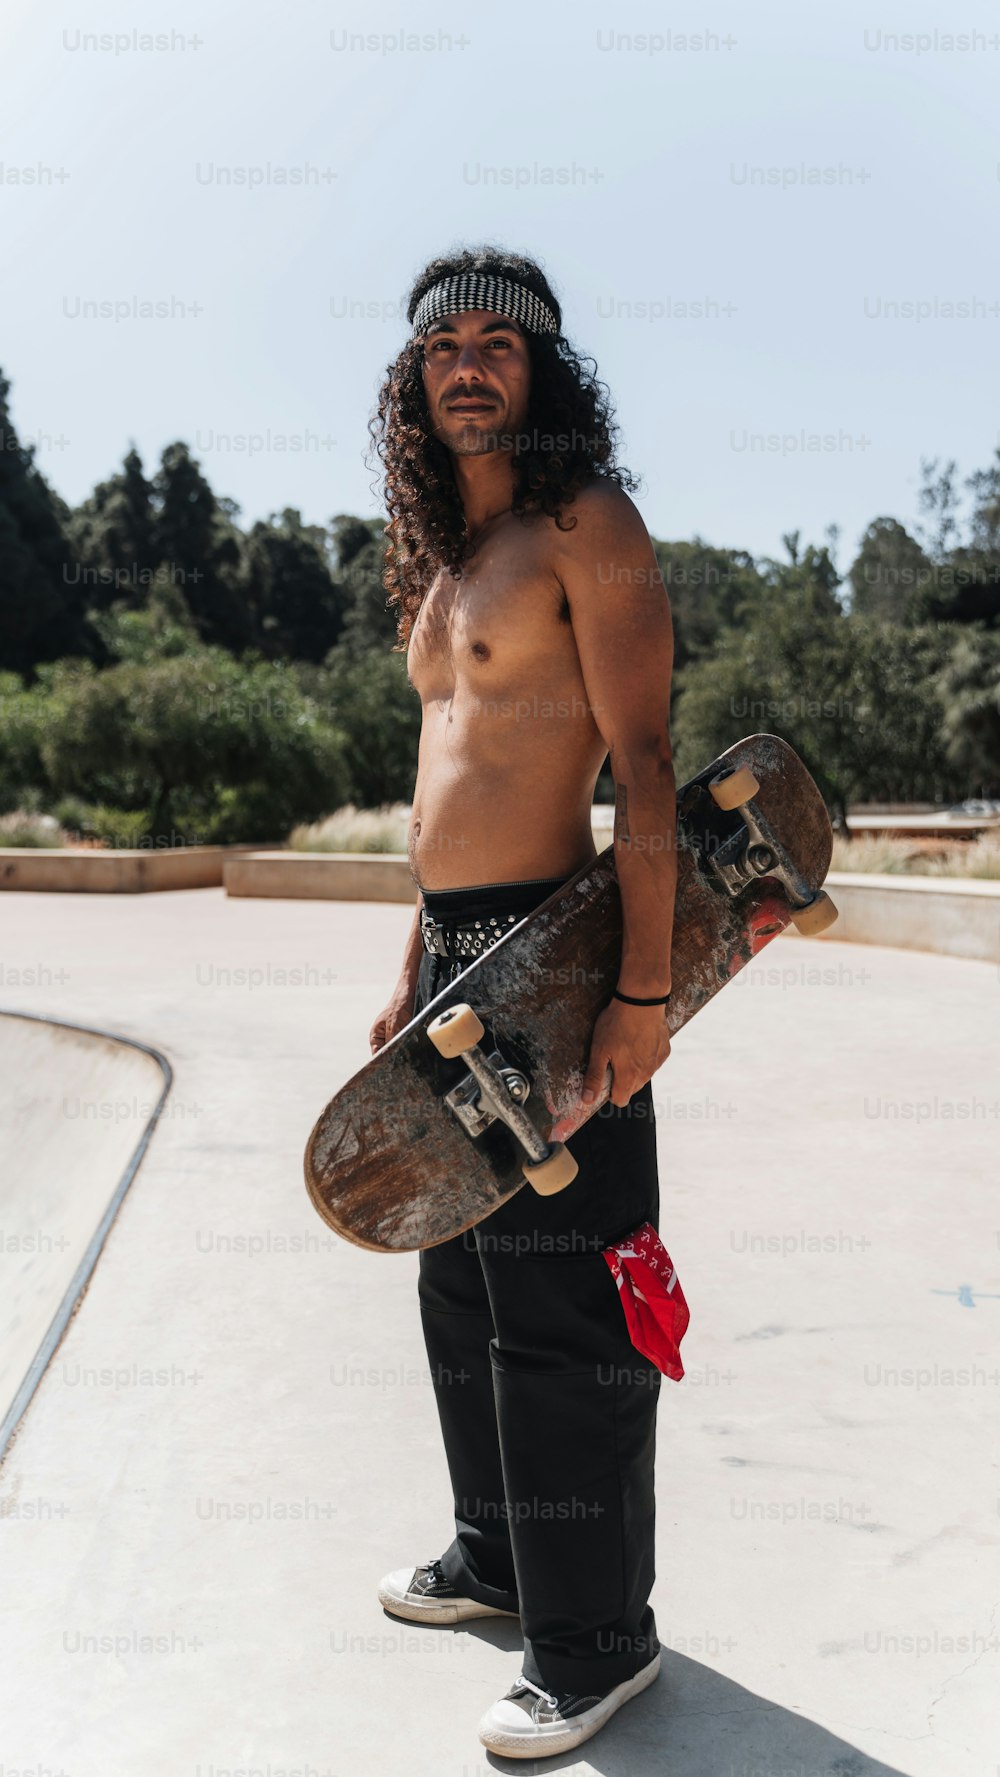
369, 246, 638, 647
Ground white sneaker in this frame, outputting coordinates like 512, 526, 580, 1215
377, 1557, 519, 1626
478, 1650, 660, 1757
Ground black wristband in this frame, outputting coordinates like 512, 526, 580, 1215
613, 988, 672, 1006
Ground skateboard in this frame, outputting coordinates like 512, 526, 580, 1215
304, 734, 836, 1253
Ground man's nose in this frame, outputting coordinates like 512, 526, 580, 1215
453, 340, 486, 377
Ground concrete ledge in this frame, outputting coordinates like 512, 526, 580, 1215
224, 852, 1000, 961
224, 850, 418, 903
845, 813, 1000, 837
0, 846, 227, 893
815, 870, 1000, 963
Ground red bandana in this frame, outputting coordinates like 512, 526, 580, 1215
603, 1221, 690, 1381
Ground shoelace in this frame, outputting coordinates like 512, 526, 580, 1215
514, 1674, 559, 1710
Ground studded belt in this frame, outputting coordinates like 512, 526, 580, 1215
419, 906, 523, 961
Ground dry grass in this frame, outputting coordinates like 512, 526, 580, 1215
291, 804, 619, 855
288, 806, 1000, 877
0, 811, 71, 848
923, 833, 1000, 879
288, 804, 411, 854
831, 831, 1000, 879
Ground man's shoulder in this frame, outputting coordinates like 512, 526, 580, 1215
548, 478, 650, 559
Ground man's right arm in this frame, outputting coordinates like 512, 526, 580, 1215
369, 890, 424, 1054
400, 890, 424, 991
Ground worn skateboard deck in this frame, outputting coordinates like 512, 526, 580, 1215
304, 734, 833, 1253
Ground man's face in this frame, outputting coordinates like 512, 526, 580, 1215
420, 309, 532, 457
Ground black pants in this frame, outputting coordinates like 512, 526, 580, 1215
414, 875, 662, 1695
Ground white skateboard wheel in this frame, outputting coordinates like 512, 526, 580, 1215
522, 1143, 579, 1196
791, 890, 838, 936
709, 765, 760, 811
427, 1003, 485, 1058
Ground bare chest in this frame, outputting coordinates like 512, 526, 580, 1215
407, 530, 573, 697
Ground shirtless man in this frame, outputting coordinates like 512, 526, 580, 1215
369, 249, 677, 1759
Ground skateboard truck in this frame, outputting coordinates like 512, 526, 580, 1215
426, 1005, 579, 1196
706, 766, 838, 937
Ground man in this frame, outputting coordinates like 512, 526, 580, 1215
368, 247, 677, 1758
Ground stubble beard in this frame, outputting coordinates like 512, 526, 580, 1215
437, 415, 505, 459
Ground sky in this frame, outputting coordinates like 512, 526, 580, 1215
3, 0, 999, 571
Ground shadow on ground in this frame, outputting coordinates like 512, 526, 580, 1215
460, 1642, 912, 1776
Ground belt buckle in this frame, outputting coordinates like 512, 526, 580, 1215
420, 909, 450, 957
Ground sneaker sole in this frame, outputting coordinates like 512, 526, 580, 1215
478, 1648, 661, 1757
377, 1585, 519, 1626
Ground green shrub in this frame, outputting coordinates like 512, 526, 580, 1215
0, 673, 48, 812
77, 805, 152, 848
47, 794, 95, 836
315, 649, 420, 806
31, 650, 350, 845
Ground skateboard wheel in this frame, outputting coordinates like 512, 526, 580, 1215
427, 1003, 485, 1059
791, 890, 838, 936
522, 1143, 579, 1196
709, 765, 760, 811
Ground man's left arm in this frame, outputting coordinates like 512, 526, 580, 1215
550, 486, 676, 1139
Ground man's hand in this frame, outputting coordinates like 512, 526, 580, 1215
369, 977, 418, 1054
549, 999, 671, 1142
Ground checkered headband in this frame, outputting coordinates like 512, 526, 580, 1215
411, 273, 559, 338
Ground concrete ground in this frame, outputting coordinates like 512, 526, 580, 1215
0, 886, 996, 1777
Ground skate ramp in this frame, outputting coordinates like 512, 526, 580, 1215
0, 1012, 169, 1446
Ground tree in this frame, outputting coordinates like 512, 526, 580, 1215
847, 518, 934, 622
649, 537, 764, 672
910, 455, 1000, 625
0, 369, 103, 673
672, 595, 960, 825
917, 457, 962, 561
755, 535, 844, 617
937, 628, 1000, 793
331, 513, 379, 570
243, 508, 349, 661
317, 647, 421, 804
331, 519, 397, 653
931, 452, 1000, 626
152, 443, 252, 651
0, 669, 48, 810
65, 446, 158, 607
87, 579, 203, 664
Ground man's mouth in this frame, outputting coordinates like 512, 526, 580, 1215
447, 400, 496, 414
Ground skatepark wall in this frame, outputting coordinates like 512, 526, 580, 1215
793, 871, 1000, 965
0, 845, 264, 893
1, 845, 996, 962
221, 853, 1000, 965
